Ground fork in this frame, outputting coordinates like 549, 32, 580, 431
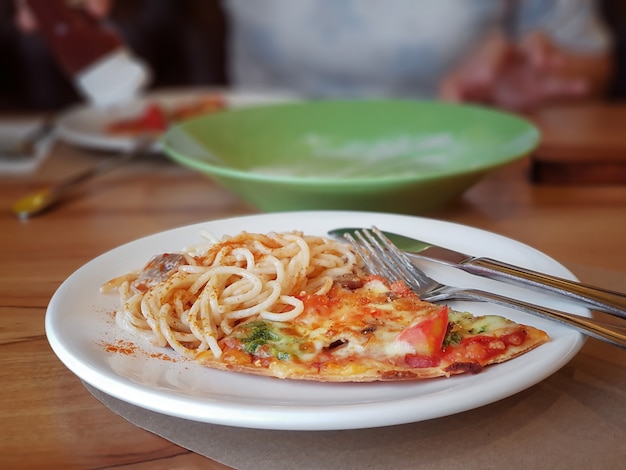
344, 227, 626, 349
12, 135, 155, 219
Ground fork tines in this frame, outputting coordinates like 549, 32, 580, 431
343, 226, 426, 292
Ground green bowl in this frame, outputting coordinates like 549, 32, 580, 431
161, 100, 540, 214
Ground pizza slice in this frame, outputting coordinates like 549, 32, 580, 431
196, 275, 549, 382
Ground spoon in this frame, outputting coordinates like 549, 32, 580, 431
12, 136, 155, 219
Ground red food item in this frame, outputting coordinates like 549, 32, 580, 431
105, 96, 227, 136
397, 306, 449, 356
138, 104, 169, 132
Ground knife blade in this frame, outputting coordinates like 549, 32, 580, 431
328, 227, 626, 319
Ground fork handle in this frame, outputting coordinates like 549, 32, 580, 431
451, 288, 626, 349
459, 257, 626, 320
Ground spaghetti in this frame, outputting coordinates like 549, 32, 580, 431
101, 231, 361, 360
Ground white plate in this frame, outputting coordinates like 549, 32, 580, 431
45, 211, 587, 431
56, 88, 299, 152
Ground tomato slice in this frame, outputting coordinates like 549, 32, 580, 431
396, 306, 449, 356
139, 103, 168, 132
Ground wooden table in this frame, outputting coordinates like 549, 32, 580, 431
1, 103, 625, 469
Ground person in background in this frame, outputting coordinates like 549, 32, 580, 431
12, 0, 614, 112
14, 0, 109, 31
222, 0, 613, 111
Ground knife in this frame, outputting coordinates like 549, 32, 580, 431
328, 227, 626, 319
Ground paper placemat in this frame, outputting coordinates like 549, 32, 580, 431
84, 264, 626, 470
83, 382, 545, 470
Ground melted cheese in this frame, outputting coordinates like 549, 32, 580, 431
231, 278, 445, 363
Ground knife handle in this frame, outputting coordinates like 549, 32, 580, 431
463, 257, 626, 319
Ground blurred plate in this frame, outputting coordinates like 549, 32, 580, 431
46, 211, 586, 431
56, 88, 299, 152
